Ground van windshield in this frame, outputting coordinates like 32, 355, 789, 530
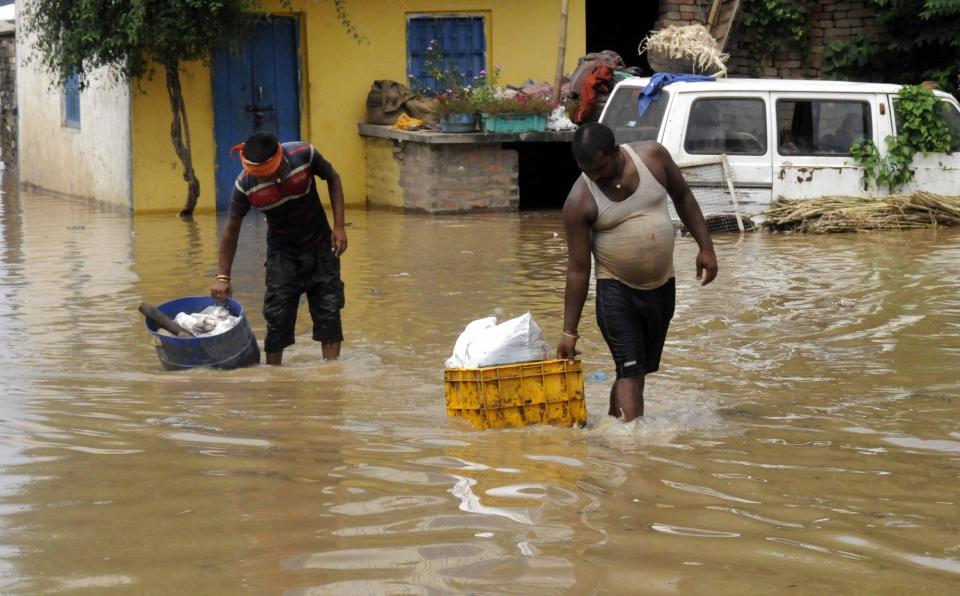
601, 87, 668, 144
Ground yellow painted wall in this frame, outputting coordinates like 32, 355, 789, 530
131, 0, 585, 214
131, 62, 217, 214
364, 138, 404, 209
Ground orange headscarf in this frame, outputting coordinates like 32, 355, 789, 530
231, 142, 283, 178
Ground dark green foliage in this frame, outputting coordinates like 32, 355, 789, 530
22, 0, 263, 88
22, 0, 268, 215
895, 84, 952, 155
739, 0, 815, 76
850, 84, 952, 191
822, 0, 960, 96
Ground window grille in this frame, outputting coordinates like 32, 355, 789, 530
407, 15, 486, 94
64, 72, 81, 128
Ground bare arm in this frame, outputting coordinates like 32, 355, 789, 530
211, 215, 243, 302
656, 144, 718, 285
557, 184, 595, 359
326, 169, 348, 256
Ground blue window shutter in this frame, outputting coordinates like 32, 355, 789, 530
407, 15, 485, 94
407, 17, 438, 91
64, 72, 81, 127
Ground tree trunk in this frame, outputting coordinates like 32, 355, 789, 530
164, 63, 201, 218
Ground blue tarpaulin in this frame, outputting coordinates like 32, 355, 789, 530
638, 73, 716, 118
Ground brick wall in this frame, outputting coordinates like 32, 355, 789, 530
0, 33, 16, 172
656, 0, 878, 79
656, 0, 713, 29
364, 137, 519, 213
406, 144, 518, 213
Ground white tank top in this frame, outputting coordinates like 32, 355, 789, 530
582, 144, 676, 290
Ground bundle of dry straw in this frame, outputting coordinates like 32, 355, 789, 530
762, 192, 960, 233
638, 25, 728, 77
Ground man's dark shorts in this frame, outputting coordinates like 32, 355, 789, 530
595, 277, 675, 379
262, 245, 344, 353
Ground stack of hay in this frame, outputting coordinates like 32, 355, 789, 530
639, 24, 728, 77
762, 192, 960, 233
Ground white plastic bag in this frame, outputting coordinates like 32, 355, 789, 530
445, 317, 497, 368
445, 313, 549, 369
547, 106, 576, 131
174, 305, 241, 337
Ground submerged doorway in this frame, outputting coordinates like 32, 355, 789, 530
211, 17, 301, 211
511, 143, 581, 210
585, 1, 660, 72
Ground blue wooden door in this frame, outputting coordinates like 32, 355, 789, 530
212, 17, 300, 211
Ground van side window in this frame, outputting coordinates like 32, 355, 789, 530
777, 100, 871, 156
939, 102, 960, 152
684, 98, 767, 156
896, 101, 960, 153
602, 88, 670, 144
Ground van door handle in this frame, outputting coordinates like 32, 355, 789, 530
245, 104, 274, 112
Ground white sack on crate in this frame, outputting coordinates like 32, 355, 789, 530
445, 313, 549, 369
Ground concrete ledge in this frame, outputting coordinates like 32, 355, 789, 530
358, 123, 575, 144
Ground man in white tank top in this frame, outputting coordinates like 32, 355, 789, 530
557, 123, 718, 421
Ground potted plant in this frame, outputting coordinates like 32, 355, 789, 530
435, 88, 479, 132
478, 94, 553, 133
412, 39, 479, 133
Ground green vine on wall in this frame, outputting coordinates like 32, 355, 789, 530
740, 0, 815, 76
820, 0, 960, 98
330, 0, 369, 44
850, 84, 952, 192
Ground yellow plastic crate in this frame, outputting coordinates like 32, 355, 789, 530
444, 359, 587, 430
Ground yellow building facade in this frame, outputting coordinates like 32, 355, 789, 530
130, 0, 585, 214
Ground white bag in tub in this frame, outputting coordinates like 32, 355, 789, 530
174, 305, 241, 337
445, 313, 549, 369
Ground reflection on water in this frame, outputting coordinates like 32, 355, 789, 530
1, 176, 959, 593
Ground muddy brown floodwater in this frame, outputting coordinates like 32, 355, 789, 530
1, 177, 958, 593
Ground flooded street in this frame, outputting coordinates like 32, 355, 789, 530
1, 176, 958, 594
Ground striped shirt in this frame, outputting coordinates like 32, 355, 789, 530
229, 142, 336, 253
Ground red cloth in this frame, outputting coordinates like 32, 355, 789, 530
569, 51, 624, 94
231, 142, 283, 177
574, 64, 613, 124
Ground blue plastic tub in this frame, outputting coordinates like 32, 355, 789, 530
144, 296, 260, 371
439, 112, 478, 133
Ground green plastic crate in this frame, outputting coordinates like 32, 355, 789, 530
481, 113, 547, 133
